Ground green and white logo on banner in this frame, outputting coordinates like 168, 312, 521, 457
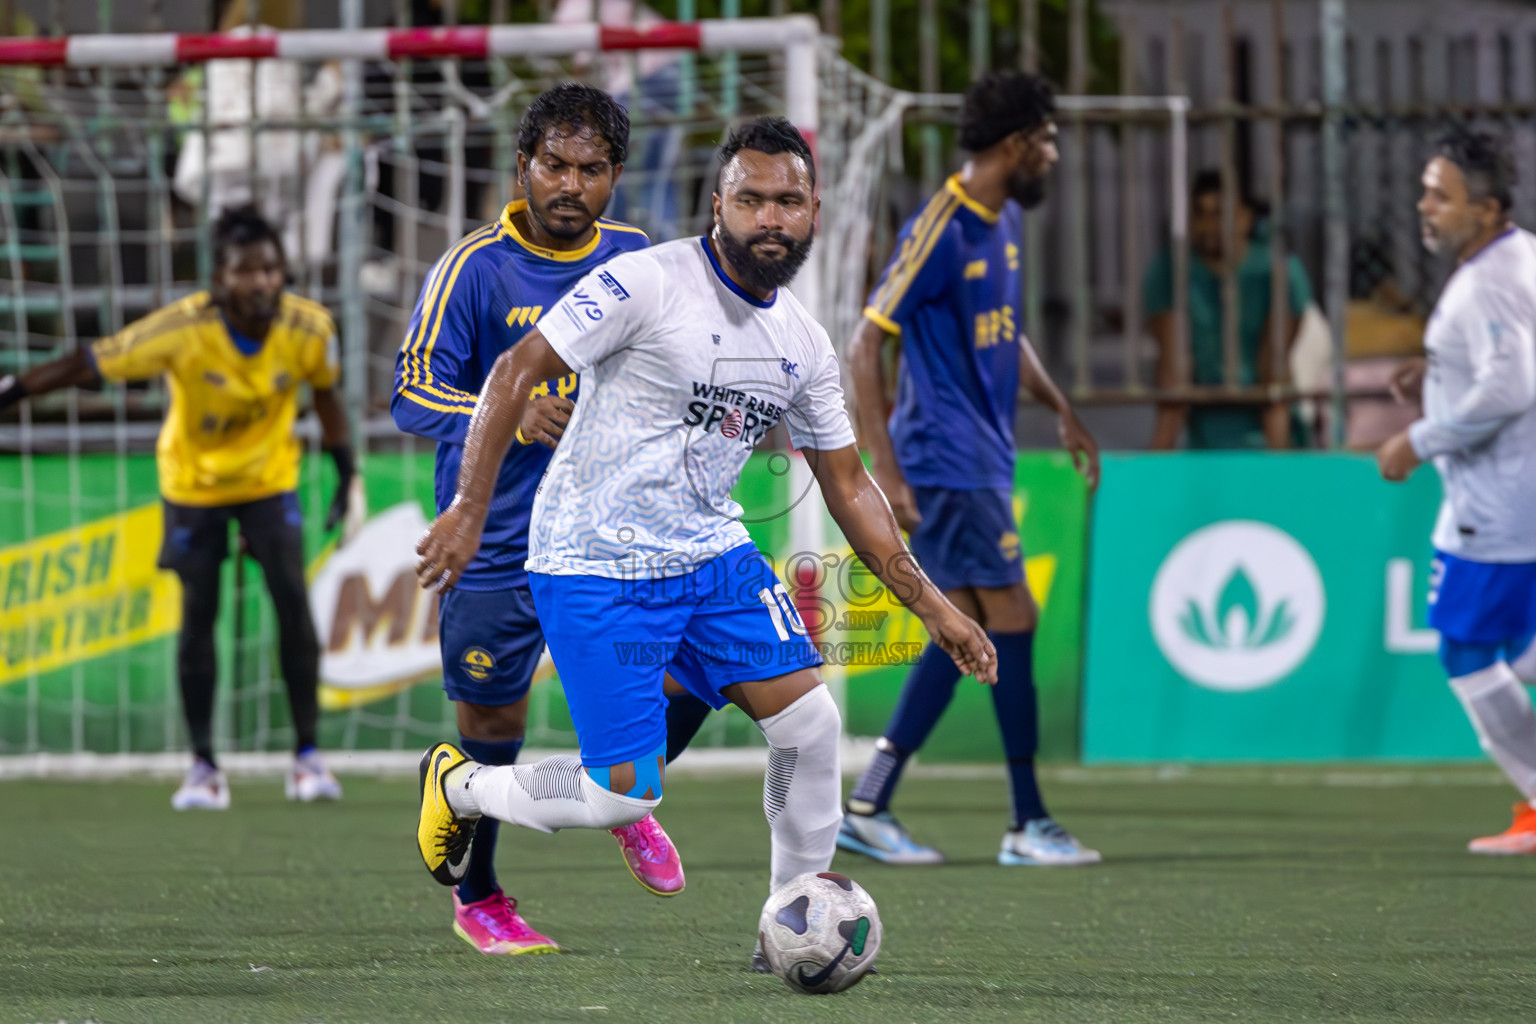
1150, 520, 1325, 692
1083, 454, 1479, 762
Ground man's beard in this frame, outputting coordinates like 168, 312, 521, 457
714, 222, 814, 292
222, 289, 279, 324
1009, 172, 1048, 210
1420, 217, 1481, 258
528, 193, 597, 241
1420, 222, 1442, 255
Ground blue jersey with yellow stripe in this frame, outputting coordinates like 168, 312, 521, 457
391, 200, 649, 590
864, 175, 1023, 490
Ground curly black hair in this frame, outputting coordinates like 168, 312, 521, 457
212, 204, 284, 267
1434, 128, 1517, 211
716, 116, 816, 187
958, 71, 1056, 153
1191, 169, 1268, 226
518, 82, 630, 168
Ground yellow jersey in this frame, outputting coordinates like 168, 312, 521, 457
90, 291, 340, 507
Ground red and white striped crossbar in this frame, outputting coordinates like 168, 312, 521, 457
0, 16, 817, 67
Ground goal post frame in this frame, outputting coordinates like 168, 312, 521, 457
0, 16, 824, 317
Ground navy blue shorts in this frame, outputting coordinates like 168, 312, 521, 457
1428, 551, 1536, 645
907, 486, 1024, 594
438, 585, 547, 706
528, 542, 822, 767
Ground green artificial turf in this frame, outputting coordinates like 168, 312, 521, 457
2, 767, 1533, 1023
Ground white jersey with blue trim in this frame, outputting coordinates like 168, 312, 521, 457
1410, 226, 1536, 563
528, 236, 857, 580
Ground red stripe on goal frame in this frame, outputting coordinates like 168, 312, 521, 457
387, 28, 490, 61
174, 34, 278, 62
598, 23, 702, 51
0, 37, 68, 66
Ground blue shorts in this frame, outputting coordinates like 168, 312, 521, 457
438, 585, 547, 706
528, 542, 822, 767
1427, 551, 1536, 645
907, 486, 1024, 594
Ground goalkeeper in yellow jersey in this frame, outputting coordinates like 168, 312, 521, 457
0, 206, 357, 809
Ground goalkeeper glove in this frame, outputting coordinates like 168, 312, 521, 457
324, 445, 356, 532
0, 375, 29, 412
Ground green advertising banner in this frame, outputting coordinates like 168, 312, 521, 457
1082, 453, 1471, 762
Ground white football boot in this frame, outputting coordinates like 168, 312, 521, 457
998, 818, 1101, 866
171, 758, 231, 811
837, 810, 945, 865
286, 749, 343, 802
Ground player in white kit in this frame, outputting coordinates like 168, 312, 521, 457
1379, 130, 1536, 854
410, 118, 998, 952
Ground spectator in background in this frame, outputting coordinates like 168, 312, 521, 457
172, 0, 346, 273
365, 0, 496, 295
554, 0, 685, 239
1143, 170, 1314, 449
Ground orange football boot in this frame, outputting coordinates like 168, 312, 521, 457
1468, 802, 1536, 855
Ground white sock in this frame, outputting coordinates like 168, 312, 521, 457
756, 685, 843, 893
1450, 662, 1536, 801
447, 754, 657, 833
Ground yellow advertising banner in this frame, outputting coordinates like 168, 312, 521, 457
0, 503, 181, 685
817, 549, 1058, 678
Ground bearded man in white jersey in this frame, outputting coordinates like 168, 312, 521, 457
410, 117, 998, 959
1379, 129, 1536, 855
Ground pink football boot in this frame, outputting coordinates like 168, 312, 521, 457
452, 889, 559, 955
610, 813, 686, 896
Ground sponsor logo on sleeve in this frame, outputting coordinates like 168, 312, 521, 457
598, 271, 630, 301
567, 287, 604, 323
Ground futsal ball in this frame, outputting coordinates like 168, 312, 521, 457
757, 871, 882, 994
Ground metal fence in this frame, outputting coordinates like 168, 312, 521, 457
1080, 0, 1536, 448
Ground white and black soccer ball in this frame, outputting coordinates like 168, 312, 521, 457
757, 871, 882, 994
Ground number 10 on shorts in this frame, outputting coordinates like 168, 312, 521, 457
758, 583, 808, 641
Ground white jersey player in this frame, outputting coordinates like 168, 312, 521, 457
410, 117, 998, 964
1380, 130, 1536, 855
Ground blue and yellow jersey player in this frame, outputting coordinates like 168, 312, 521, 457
840, 72, 1105, 868
391, 84, 685, 956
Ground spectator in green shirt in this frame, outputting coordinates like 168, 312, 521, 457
1143, 170, 1314, 449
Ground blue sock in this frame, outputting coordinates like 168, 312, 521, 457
989, 631, 1047, 828
455, 735, 523, 905
664, 691, 712, 764
847, 643, 962, 814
